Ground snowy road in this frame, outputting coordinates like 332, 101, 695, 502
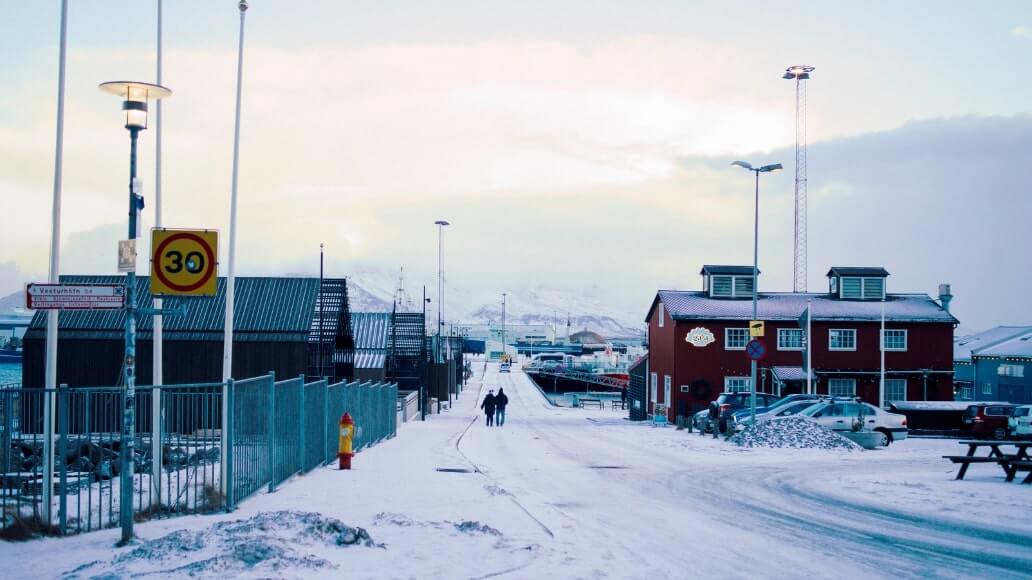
4, 362, 1031, 579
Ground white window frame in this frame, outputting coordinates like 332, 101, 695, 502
829, 378, 856, 397
725, 328, 750, 350
882, 329, 907, 351
658, 303, 665, 327
829, 328, 857, 351
980, 382, 992, 395
710, 274, 754, 298
862, 277, 885, 300
884, 378, 907, 402
777, 328, 804, 351
839, 276, 885, 300
680, 384, 691, 393
663, 375, 671, 405
724, 377, 752, 393
733, 276, 755, 298
650, 372, 658, 403
998, 364, 1025, 378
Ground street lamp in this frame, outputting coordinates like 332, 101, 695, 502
99, 80, 170, 544
433, 220, 449, 398
731, 160, 782, 425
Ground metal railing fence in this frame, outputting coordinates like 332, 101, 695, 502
0, 375, 398, 538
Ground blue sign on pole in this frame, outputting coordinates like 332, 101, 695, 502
745, 339, 766, 361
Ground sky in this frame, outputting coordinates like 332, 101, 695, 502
1, 1, 1031, 330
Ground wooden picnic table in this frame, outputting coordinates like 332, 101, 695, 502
943, 440, 1032, 482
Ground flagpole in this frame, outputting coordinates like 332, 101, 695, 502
42, 0, 70, 526
879, 299, 886, 408
806, 299, 812, 395
150, 0, 165, 507
221, 0, 248, 499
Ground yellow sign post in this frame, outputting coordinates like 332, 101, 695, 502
749, 320, 764, 337
150, 229, 219, 296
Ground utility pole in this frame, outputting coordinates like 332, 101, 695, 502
502, 292, 507, 360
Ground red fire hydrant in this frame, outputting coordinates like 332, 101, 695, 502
338, 413, 355, 470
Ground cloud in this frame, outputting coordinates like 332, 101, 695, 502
675, 114, 1032, 331
1012, 25, 1032, 39
2, 37, 1029, 330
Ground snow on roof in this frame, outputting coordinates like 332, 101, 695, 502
655, 290, 956, 323
953, 326, 1032, 361
974, 329, 1032, 359
771, 367, 810, 381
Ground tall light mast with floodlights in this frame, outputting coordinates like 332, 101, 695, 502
783, 65, 813, 293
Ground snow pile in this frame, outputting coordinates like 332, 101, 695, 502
728, 416, 862, 451
65, 511, 380, 578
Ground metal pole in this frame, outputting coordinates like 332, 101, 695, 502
221, 0, 247, 502
151, 0, 164, 508
223, 0, 247, 382
806, 299, 812, 395
421, 285, 427, 421
502, 293, 507, 359
880, 299, 886, 408
120, 127, 141, 545
437, 224, 442, 361
42, 0, 69, 526
750, 170, 759, 423
319, 243, 323, 377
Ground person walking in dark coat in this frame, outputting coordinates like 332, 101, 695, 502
707, 400, 720, 439
481, 389, 497, 426
494, 388, 509, 426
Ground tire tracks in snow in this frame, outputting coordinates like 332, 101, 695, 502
454, 376, 556, 540
493, 374, 1032, 578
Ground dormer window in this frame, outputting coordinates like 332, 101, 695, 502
827, 267, 888, 301
701, 265, 756, 299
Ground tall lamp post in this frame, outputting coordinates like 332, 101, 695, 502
99, 80, 171, 544
731, 160, 782, 424
433, 220, 449, 397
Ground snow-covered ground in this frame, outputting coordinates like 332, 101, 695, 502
3, 363, 1031, 579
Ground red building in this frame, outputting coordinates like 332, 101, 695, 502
644, 266, 957, 421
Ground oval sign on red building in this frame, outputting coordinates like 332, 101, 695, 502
685, 327, 715, 347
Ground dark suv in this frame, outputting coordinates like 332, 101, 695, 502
962, 403, 1016, 439
692, 392, 780, 433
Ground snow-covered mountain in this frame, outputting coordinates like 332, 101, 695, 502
344, 272, 644, 339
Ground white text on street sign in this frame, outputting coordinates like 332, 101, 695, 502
26, 284, 126, 310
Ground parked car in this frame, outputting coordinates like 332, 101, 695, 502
797, 400, 908, 446
499, 361, 511, 373
729, 393, 826, 423
692, 392, 780, 433
730, 399, 824, 432
1009, 405, 1032, 439
961, 403, 1015, 440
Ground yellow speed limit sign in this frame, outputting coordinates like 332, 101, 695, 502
151, 229, 218, 296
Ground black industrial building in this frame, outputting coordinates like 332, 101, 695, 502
22, 275, 355, 387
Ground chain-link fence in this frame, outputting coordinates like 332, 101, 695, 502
0, 376, 398, 537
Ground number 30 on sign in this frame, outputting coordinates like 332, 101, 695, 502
150, 229, 219, 296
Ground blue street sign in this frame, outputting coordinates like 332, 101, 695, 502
745, 339, 766, 361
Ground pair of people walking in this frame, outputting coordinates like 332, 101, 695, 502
481, 388, 508, 426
